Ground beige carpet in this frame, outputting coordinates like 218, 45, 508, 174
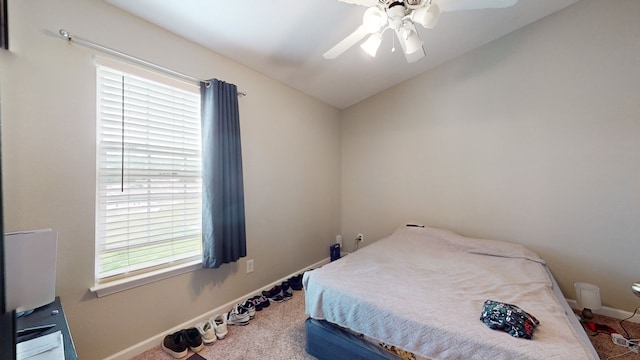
575, 310, 640, 360
132, 290, 639, 360
131, 290, 315, 360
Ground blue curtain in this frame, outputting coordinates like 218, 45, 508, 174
200, 79, 246, 268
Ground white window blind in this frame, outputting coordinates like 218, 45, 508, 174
95, 62, 202, 283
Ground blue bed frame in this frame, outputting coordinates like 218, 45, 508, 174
305, 317, 400, 360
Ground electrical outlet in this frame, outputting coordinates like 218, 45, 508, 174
246, 259, 254, 273
336, 235, 343, 248
357, 233, 364, 242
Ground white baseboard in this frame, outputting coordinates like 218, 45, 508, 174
104, 257, 331, 360
566, 299, 640, 323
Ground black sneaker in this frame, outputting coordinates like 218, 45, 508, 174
289, 274, 303, 291
281, 281, 293, 300
263, 285, 285, 302
256, 295, 270, 309
182, 327, 204, 353
251, 296, 264, 311
241, 299, 256, 319
162, 330, 188, 358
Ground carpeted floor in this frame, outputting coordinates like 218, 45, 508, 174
575, 310, 640, 360
132, 291, 639, 360
131, 290, 315, 360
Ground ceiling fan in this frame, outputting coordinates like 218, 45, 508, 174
324, 0, 519, 63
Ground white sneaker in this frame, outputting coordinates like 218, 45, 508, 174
225, 304, 250, 326
195, 320, 217, 345
241, 300, 256, 319
212, 313, 229, 338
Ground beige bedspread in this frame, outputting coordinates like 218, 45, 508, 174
303, 225, 596, 360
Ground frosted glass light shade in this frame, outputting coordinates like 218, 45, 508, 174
363, 7, 387, 33
361, 33, 383, 57
403, 31, 423, 54
574, 282, 601, 310
413, 3, 440, 29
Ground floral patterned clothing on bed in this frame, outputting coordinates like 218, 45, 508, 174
480, 300, 540, 339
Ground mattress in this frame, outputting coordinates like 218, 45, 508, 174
304, 225, 598, 360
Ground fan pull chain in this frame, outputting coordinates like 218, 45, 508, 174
392, 33, 396, 52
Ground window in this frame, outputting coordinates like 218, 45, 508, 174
95, 59, 202, 284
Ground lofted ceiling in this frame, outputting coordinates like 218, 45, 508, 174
105, 0, 579, 110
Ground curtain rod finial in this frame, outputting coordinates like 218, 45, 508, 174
59, 29, 72, 42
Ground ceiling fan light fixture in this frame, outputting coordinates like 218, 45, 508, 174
362, 7, 387, 33
360, 33, 383, 57
413, 3, 440, 29
403, 30, 423, 54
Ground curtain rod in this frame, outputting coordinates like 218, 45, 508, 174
58, 29, 247, 96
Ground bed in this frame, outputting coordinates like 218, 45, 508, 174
303, 224, 599, 360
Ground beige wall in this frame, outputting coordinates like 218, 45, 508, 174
341, 0, 640, 311
0, 0, 340, 358
3, 0, 640, 358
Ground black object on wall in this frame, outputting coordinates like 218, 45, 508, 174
0, 63, 16, 358
0, 0, 7, 50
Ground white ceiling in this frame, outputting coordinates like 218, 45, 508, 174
105, 0, 579, 110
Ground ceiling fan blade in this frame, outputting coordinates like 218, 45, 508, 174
337, 0, 380, 6
437, 0, 518, 12
323, 25, 369, 59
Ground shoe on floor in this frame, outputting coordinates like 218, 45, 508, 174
212, 313, 228, 339
183, 327, 204, 353
226, 304, 250, 326
263, 285, 284, 303
251, 296, 264, 311
241, 299, 256, 319
289, 274, 303, 291
281, 281, 293, 300
195, 320, 217, 345
255, 295, 270, 309
161, 330, 188, 359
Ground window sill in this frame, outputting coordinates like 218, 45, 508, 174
89, 260, 202, 298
